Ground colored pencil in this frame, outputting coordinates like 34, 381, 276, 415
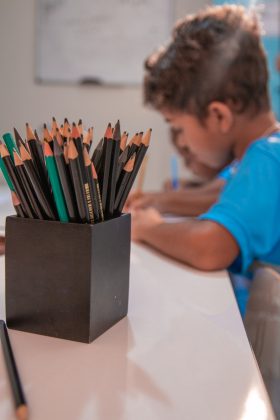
107, 120, 121, 216
120, 131, 128, 153
91, 137, 104, 173
114, 154, 136, 210
14, 129, 27, 153
44, 142, 69, 223
26, 124, 49, 193
68, 139, 91, 223
19, 144, 57, 220
0, 144, 33, 218
43, 124, 53, 150
101, 123, 113, 212
53, 138, 78, 222
2, 133, 19, 163
13, 151, 44, 220
11, 191, 25, 218
115, 129, 151, 213
83, 147, 100, 222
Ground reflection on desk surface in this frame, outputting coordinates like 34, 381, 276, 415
0, 185, 275, 420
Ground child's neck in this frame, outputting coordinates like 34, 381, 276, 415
233, 110, 278, 159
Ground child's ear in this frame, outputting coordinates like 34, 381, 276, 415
207, 102, 233, 133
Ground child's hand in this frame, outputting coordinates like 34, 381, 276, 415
123, 190, 143, 212
131, 208, 163, 242
125, 191, 168, 212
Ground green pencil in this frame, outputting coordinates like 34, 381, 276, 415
44, 142, 69, 223
3, 133, 19, 163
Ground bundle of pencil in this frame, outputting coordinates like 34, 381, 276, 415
0, 118, 151, 224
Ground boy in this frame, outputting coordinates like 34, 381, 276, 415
131, 5, 280, 286
127, 128, 238, 216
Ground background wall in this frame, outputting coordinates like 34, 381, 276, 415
0, 0, 207, 188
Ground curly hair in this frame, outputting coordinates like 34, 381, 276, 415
144, 5, 270, 119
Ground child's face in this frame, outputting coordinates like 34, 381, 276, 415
162, 109, 233, 169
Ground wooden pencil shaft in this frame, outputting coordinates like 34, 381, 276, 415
92, 138, 104, 173
127, 143, 139, 160
107, 139, 120, 216
85, 165, 100, 222
2, 156, 33, 218
45, 155, 69, 223
101, 139, 113, 211
0, 321, 27, 410
69, 158, 88, 223
14, 203, 25, 218
116, 148, 129, 183
20, 144, 57, 217
28, 140, 49, 188
54, 153, 79, 222
23, 159, 56, 220
13, 129, 26, 152
15, 164, 44, 220
114, 170, 131, 210
73, 137, 85, 178
116, 145, 148, 213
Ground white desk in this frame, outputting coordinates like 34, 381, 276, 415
0, 187, 275, 420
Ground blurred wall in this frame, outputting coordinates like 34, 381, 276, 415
0, 0, 207, 188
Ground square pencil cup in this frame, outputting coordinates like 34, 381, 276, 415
5, 214, 131, 343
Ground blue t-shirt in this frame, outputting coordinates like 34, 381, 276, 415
217, 160, 239, 182
199, 133, 280, 317
199, 133, 280, 275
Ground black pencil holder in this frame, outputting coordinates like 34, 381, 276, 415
5, 214, 131, 343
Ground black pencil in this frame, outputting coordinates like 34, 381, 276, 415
51, 117, 59, 137
0, 144, 33, 218
116, 146, 129, 183
13, 151, 44, 220
107, 120, 121, 216
26, 123, 50, 196
83, 128, 91, 152
55, 128, 64, 148
91, 137, 104, 173
83, 147, 100, 222
11, 191, 25, 218
72, 123, 84, 171
101, 123, 114, 212
19, 144, 57, 220
13, 129, 27, 153
120, 131, 128, 153
68, 139, 91, 223
115, 129, 151, 214
91, 163, 104, 221
114, 153, 136, 210
43, 123, 53, 151
53, 137, 79, 222
127, 132, 142, 159
62, 118, 70, 144
0, 320, 28, 420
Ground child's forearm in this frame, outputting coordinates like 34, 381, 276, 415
139, 219, 239, 271
160, 190, 220, 216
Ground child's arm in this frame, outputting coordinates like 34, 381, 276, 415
131, 208, 239, 271
126, 178, 225, 216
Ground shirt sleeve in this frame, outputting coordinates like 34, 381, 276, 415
198, 146, 280, 273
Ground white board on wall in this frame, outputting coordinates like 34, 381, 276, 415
36, 0, 173, 85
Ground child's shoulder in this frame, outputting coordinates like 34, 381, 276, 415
245, 133, 280, 165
